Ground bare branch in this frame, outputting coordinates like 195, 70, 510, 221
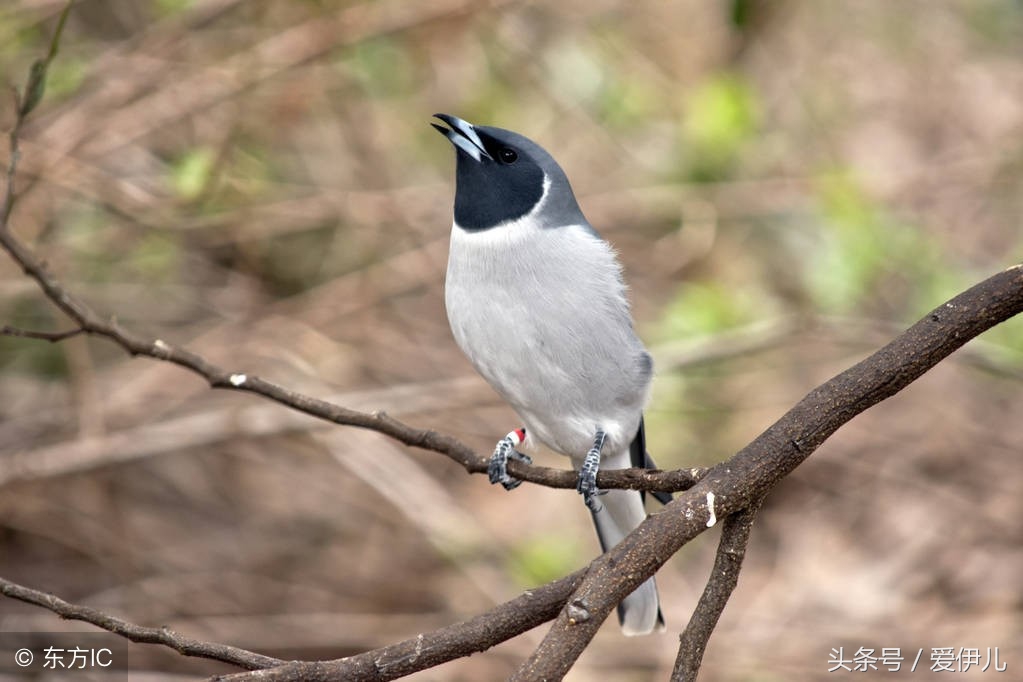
0, 568, 584, 682
1, 324, 84, 342
4, 8, 1022, 681
2, 1, 73, 224
510, 264, 1023, 680
211, 570, 585, 682
1, 66, 699, 496
672, 499, 763, 681
4, 264, 1020, 680
0, 206, 702, 494
0, 576, 282, 670
1, 89, 25, 226
0, 4, 697, 499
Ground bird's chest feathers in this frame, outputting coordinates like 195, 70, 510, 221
445, 220, 624, 385
444, 219, 645, 454
443, 217, 601, 331
447, 221, 564, 360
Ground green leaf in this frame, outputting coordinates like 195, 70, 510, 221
19, 59, 48, 116
17, 1, 74, 117
806, 170, 946, 316
806, 172, 887, 312
171, 147, 216, 201
655, 281, 759, 342
683, 72, 760, 179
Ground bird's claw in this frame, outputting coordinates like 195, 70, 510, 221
577, 443, 605, 512
489, 433, 532, 490
578, 430, 608, 512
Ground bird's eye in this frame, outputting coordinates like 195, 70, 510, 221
498, 148, 518, 164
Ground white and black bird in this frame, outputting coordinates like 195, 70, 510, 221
433, 114, 669, 635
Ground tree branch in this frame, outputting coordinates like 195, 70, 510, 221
0, 576, 282, 670
1, 2, 701, 499
4, 9, 1023, 681
5, 265, 1020, 680
211, 570, 586, 682
0, 569, 584, 682
1, 324, 84, 342
0, 276, 701, 493
672, 499, 763, 681
510, 264, 1023, 680
0, 144, 701, 495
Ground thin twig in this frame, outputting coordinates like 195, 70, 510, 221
2, 3, 695, 502
0, 128, 699, 494
0, 576, 282, 670
2, 1, 71, 223
4, 7, 1023, 681
0, 219, 702, 493
1, 324, 84, 342
0, 95, 699, 496
1, 87, 25, 227
671, 498, 764, 681
4, 1, 73, 207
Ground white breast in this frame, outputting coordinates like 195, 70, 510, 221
445, 212, 650, 459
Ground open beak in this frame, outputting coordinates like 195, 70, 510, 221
432, 113, 492, 163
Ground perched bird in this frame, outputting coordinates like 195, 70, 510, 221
433, 114, 668, 635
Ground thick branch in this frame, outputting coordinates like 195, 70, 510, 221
511, 264, 1023, 680
5, 13, 1023, 681
0, 576, 282, 670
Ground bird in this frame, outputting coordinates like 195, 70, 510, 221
433, 113, 668, 636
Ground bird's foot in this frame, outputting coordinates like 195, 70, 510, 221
489, 428, 531, 490
577, 430, 607, 512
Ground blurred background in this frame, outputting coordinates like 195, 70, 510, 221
1, 1, 1021, 680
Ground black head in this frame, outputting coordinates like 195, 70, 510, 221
432, 114, 585, 232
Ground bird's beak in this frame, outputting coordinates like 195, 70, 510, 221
432, 113, 492, 163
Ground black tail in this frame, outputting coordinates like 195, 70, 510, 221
629, 416, 673, 506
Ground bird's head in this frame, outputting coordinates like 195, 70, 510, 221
432, 114, 584, 232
